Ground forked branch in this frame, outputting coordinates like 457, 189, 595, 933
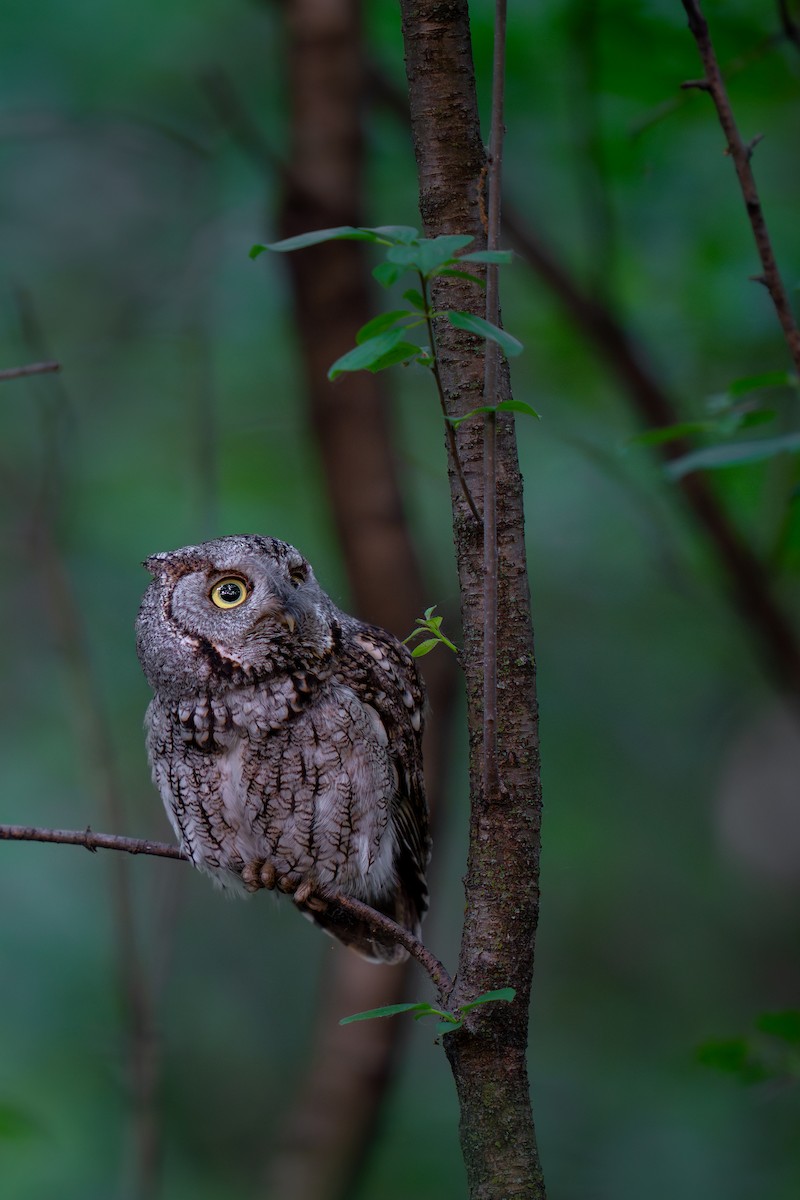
681, 0, 800, 373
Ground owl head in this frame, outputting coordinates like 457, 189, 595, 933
136, 535, 338, 699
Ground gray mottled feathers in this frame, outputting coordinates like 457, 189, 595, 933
136, 534, 429, 963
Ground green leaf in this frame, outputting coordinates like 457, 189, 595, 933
372, 261, 403, 289
355, 310, 412, 343
495, 400, 539, 419
446, 399, 540, 430
460, 250, 514, 265
387, 235, 474, 277
410, 638, 441, 658
402, 288, 427, 311
436, 1019, 464, 1036
339, 1001, 432, 1025
728, 369, 797, 396
756, 1010, 800, 1044
363, 225, 420, 243
458, 987, 517, 1013
328, 330, 419, 380
412, 1006, 452, 1022
446, 311, 524, 358
0, 1103, 39, 1141
434, 268, 486, 288
250, 226, 383, 257
737, 409, 776, 431
696, 1038, 768, 1084
626, 421, 711, 448
666, 431, 800, 479
365, 344, 426, 373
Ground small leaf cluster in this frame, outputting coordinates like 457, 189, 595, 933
250, 225, 524, 382
627, 369, 800, 479
403, 606, 458, 659
696, 1009, 800, 1086
339, 987, 516, 1038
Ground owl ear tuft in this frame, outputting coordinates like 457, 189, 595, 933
143, 551, 188, 578
143, 553, 168, 576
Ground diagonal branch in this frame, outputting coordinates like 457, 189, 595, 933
363, 54, 800, 699
681, 0, 800, 373
503, 208, 800, 698
0, 360, 61, 382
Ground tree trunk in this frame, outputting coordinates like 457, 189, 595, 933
399, 3, 546, 1197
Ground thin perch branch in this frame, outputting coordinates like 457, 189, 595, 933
681, 0, 800, 373
0, 360, 60, 382
481, 0, 507, 807
0, 823, 187, 859
0, 823, 452, 1000
323, 894, 454, 1001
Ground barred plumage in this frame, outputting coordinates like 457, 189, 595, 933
135, 535, 429, 962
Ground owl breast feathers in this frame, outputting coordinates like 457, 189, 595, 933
135, 534, 430, 963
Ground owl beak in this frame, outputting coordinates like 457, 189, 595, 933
278, 611, 297, 634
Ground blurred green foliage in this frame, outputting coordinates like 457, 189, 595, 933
2, 1, 800, 1198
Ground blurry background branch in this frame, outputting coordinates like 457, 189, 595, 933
367, 55, 800, 700
0, 359, 60, 381
15, 295, 164, 1200
681, 0, 800, 374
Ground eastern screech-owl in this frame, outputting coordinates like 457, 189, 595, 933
135, 535, 429, 962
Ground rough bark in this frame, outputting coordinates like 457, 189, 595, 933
262, 2, 457, 1198
399, 3, 545, 1197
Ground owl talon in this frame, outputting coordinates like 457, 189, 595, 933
293, 879, 315, 906
241, 862, 264, 892
278, 872, 300, 894
259, 862, 277, 890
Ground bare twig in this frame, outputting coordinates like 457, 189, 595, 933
0, 824, 186, 859
0, 823, 452, 999
681, 0, 800, 373
503, 207, 800, 697
481, 0, 507, 807
323, 894, 454, 1002
0, 360, 60, 382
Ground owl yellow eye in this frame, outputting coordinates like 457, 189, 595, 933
288, 562, 308, 586
210, 578, 249, 609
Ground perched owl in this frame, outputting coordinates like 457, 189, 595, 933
135, 535, 429, 963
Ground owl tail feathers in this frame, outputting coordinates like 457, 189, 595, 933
299, 887, 422, 965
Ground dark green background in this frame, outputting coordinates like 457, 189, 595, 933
2, 1, 799, 1196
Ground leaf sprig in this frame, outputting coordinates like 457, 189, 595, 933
626, 369, 800, 479
403, 606, 459, 659
339, 987, 516, 1038
251, 225, 527, 400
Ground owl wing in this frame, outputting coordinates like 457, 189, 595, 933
335, 621, 430, 944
